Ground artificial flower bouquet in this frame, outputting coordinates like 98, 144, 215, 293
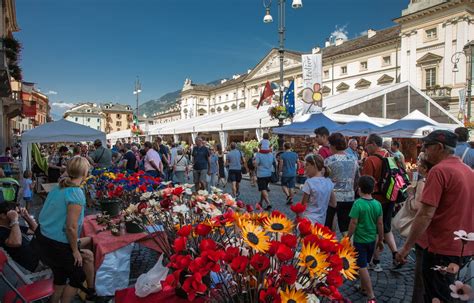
268, 105, 292, 120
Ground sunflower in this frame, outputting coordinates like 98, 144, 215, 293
264, 215, 294, 233
298, 242, 330, 278
235, 212, 252, 230
241, 222, 270, 253
311, 224, 337, 242
338, 237, 359, 280
280, 287, 308, 303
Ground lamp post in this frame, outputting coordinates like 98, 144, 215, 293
452, 41, 474, 122
263, 0, 302, 149
133, 77, 142, 120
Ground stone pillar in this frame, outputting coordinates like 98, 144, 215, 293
400, 33, 409, 82
409, 31, 418, 85
443, 21, 453, 86
455, 18, 468, 84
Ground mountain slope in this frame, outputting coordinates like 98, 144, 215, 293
138, 89, 181, 116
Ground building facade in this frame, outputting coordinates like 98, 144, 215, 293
64, 103, 105, 132
180, 0, 473, 122
101, 103, 133, 134
152, 104, 181, 124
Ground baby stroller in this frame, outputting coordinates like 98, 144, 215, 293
0, 177, 20, 204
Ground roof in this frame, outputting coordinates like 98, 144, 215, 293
101, 103, 133, 112
322, 26, 401, 59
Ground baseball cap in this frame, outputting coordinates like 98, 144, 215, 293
421, 130, 457, 148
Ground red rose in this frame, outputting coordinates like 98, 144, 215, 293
303, 234, 319, 246
280, 265, 297, 284
276, 244, 294, 262
281, 234, 297, 249
236, 200, 245, 208
328, 254, 343, 271
160, 198, 171, 209
290, 202, 306, 214
172, 187, 184, 196
250, 253, 270, 272
245, 204, 254, 212
326, 269, 343, 287
199, 238, 217, 252
267, 241, 280, 256
224, 246, 240, 264
259, 287, 281, 303
195, 223, 212, 236
177, 225, 192, 237
298, 218, 312, 236
230, 255, 249, 273
319, 238, 339, 254
173, 236, 187, 252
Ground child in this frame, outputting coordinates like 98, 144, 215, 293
259, 133, 271, 153
301, 154, 336, 224
347, 175, 384, 303
22, 170, 35, 211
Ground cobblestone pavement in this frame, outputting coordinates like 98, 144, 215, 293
27, 178, 415, 302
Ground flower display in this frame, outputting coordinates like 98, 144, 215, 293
268, 105, 292, 120
449, 281, 473, 301
454, 230, 474, 242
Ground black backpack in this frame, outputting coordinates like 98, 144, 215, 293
247, 157, 255, 170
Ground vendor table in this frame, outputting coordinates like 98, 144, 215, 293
82, 215, 168, 296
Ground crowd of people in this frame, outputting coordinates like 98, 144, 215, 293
0, 125, 472, 302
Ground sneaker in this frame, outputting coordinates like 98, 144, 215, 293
368, 262, 383, 272
367, 297, 377, 303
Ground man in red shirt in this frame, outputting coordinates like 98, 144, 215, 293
361, 134, 398, 272
314, 127, 332, 159
397, 130, 474, 302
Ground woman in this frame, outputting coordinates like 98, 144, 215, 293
301, 154, 336, 224
255, 149, 275, 211
36, 157, 95, 303
48, 146, 69, 183
216, 144, 226, 187
208, 146, 219, 191
324, 133, 359, 234
173, 148, 189, 184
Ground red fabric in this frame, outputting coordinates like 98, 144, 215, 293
3, 278, 54, 303
420, 157, 474, 256
318, 146, 332, 159
257, 81, 275, 109
361, 149, 390, 204
82, 215, 167, 270
115, 287, 205, 303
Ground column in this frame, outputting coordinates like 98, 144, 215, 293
455, 19, 468, 84
400, 34, 409, 82
443, 21, 453, 86
409, 31, 418, 85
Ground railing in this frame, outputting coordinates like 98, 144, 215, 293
422, 86, 452, 98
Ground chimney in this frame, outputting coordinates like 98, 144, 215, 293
312, 46, 321, 54
368, 28, 376, 38
325, 39, 331, 47
335, 37, 344, 46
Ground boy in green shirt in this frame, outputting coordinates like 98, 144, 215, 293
348, 175, 384, 302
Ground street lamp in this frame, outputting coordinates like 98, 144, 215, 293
133, 77, 142, 119
262, 0, 302, 149
452, 41, 474, 122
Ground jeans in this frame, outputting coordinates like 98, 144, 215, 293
208, 173, 218, 192
173, 171, 186, 184
145, 170, 160, 178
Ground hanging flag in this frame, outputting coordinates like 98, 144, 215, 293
257, 81, 275, 109
284, 80, 295, 115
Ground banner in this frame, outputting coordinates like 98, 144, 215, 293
301, 54, 323, 114
458, 88, 466, 122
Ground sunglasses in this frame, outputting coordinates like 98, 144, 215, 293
422, 142, 439, 148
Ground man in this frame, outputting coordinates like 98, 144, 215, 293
155, 137, 171, 180
454, 127, 474, 168
390, 140, 406, 170
191, 137, 210, 191
143, 141, 162, 177
346, 138, 359, 160
88, 139, 112, 168
279, 142, 298, 205
122, 143, 137, 172
396, 130, 473, 302
0, 203, 39, 271
226, 142, 245, 198
48, 146, 69, 182
361, 134, 398, 272
314, 127, 332, 159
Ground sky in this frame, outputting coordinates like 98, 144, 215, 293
15, 0, 408, 116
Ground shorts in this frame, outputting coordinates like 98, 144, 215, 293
228, 170, 242, 183
193, 169, 208, 183
257, 177, 271, 192
23, 196, 32, 203
280, 176, 296, 189
354, 241, 375, 268
35, 228, 85, 288
324, 202, 354, 233
382, 202, 395, 233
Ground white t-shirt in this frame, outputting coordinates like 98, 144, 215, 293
173, 155, 189, 172
145, 149, 162, 172
302, 177, 334, 224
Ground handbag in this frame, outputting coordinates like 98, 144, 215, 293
392, 180, 423, 237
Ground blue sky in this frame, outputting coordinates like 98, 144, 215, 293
16, 0, 407, 116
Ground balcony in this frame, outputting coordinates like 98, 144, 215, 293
422, 86, 452, 99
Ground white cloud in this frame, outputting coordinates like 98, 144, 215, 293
359, 30, 368, 37
51, 102, 75, 109
47, 90, 58, 95
330, 25, 348, 42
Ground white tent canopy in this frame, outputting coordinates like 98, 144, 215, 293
376, 110, 446, 138
21, 119, 106, 170
332, 113, 383, 136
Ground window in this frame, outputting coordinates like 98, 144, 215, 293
226, 94, 229, 101
323, 70, 329, 78
97, 118, 100, 122
340, 66, 347, 75
360, 61, 368, 71
425, 68, 436, 88
87, 118, 90, 122
116, 114, 121, 119
75, 117, 78, 122
425, 28, 437, 40
241, 90, 245, 97
117, 128, 121, 131
97, 126, 100, 130
218, 96, 221, 102
233, 92, 236, 99
116, 121, 122, 127
382, 56, 391, 66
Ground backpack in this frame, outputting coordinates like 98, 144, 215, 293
373, 154, 410, 203
247, 157, 255, 171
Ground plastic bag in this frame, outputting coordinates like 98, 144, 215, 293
135, 254, 169, 297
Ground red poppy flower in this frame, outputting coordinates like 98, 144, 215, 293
326, 269, 343, 287
182, 272, 207, 301
281, 234, 297, 249
276, 244, 294, 262
188, 256, 209, 275
259, 287, 281, 303
298, 218, 312, 236
280, 265, 297, 284
236, 200, 245, 208
245, 204, 254, 212
250, 253, 270, 272
173, 236, 187, 252
290, 202, 306, 214
318, 238, 339, 254
270, 210, 285, 218
177, 225, 192, 237
195, 223, 212, 236
168, 254, 192, 270
328, 255, 343, 271
199, 238, 217, 252
200, 251, 223, 273
162, 269, 181, 290
172, 186, 184, 196
230, 255, 249, 273
139, 184, 147, 192
224, 246, 240, 264
267, 241, 280, 256
303, 234, 319, 246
